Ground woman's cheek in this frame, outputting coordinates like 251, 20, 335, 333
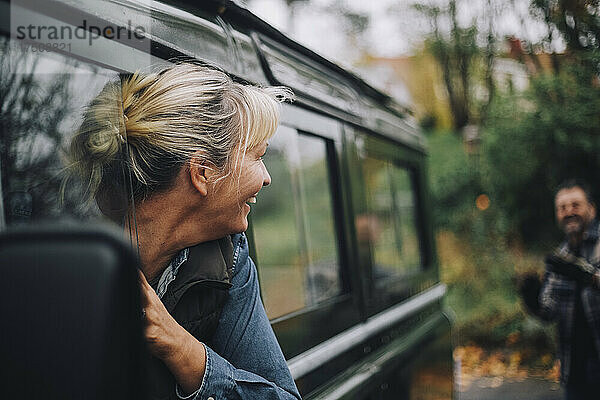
243, 167, 261, 192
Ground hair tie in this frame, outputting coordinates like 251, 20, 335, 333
112, 124, 126, 144
116, 98, 128, 144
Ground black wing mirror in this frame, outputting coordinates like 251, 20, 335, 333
0, 224, 146, 400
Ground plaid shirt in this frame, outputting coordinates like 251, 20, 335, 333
539, 220, 600, 384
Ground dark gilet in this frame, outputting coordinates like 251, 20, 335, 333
145, 237, 234, 400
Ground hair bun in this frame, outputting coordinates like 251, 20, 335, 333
67, 81, 127, 201
66, 63, 292, 215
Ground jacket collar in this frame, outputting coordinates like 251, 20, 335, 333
161, 236, 234, 313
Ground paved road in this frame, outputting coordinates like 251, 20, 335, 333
459, 377, 563, 400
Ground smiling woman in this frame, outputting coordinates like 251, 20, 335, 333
203, 140, 272, 236
66, 62, 298, 400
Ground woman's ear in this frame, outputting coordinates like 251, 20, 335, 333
188, 156, 216, 197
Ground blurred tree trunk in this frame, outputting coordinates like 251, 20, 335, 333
480, 0, 496, 123
415, 0, 483, 131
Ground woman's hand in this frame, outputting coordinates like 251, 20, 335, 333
138, 270, 207, 394
138, 270, 186, 360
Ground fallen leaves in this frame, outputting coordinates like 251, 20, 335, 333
454, 345, 560, 392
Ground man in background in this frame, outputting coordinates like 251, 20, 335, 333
521, 179, 600, 399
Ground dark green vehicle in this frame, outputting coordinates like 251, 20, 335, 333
0, 0, 453, 398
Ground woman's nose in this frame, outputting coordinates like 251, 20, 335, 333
263, 166, 271, 187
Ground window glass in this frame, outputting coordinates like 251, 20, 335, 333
390, 165, 421, 270
360, 156, 421, 280
252, 126, 341, 319
0, 36, 128, 228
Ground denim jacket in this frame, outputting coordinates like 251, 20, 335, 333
161, 233, 300, 400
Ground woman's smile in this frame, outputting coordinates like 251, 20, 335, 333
246, 195, 257, 204
207, 141, 271, 235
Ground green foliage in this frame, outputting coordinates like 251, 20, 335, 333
483, 61, 600, 246
448, 248, 523, 344
419, 114, 437, 131
430, 63, 600, 247
424, 0, 600, 356
429, 61, 600, 351
428, 131, 485, 235
438, 229, 555, 351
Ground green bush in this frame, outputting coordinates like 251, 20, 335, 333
428, 129, 556, 354
483, 63, 600, 247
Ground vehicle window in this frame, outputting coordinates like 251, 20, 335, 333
0, 36, 128, 229
252, 126, 341, 319
360, 156, 421, 280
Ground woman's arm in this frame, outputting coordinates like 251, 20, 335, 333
197, 233, 300, 399
138, 270, 207, 394
139, 234, 300, 399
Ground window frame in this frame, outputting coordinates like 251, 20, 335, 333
248, 125, 362, 359
347, 127, 439, 316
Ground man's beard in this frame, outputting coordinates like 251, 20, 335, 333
561, 215, 586, 247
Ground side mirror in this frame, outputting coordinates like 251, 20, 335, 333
0, 224, 146, 400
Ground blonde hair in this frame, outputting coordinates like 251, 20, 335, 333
67, 63, 292, 218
